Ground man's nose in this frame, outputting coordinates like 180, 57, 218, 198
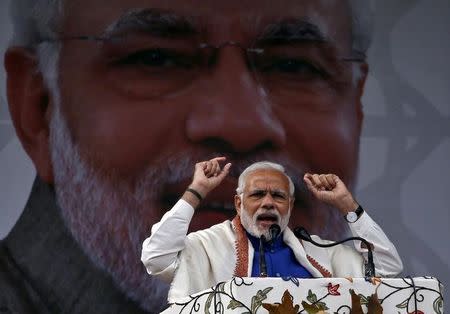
261, 194, 276, 210
185, 47, 286, 153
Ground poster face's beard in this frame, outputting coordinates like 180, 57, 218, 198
47, 106, 348, 312
240, 204, 291, 241
49, 106, 182, 312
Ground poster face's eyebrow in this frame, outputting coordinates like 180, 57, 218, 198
256, 18, 328, 45
103, 8, 199, 39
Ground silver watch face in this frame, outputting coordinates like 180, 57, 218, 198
346, 211, 358, 223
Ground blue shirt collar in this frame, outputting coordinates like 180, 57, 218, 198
246, 231, 284, 251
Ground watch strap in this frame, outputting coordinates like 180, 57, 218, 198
354, 205, 364, 218
344, 205, 364, 223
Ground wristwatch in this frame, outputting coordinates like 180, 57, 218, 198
344, 205, 364, 223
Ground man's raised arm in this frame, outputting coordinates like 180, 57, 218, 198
303, 173, 403, 277
140, 157, 231, 280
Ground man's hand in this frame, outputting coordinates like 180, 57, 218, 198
303, 173, 358, 214
183, 157, 231, 208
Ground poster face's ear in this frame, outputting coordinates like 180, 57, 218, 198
5, 47, 54, 183
355, 62, 369, 124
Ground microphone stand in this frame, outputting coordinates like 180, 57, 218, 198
294, 227, 376, 279
259, 235, 267, 277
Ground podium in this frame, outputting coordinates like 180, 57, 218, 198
162, 277, 444, 314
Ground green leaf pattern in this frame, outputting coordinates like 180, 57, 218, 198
306, 289, 317, 303
250, 287, 273, 313
433, 296, 443, 314
396, 298, 409, 309
227, 299, 243, 310
358, 293, 369, 306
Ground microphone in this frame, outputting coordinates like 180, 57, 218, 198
259, 224, 281, 277
269, 224, 281, 241
294, 226, 376, 278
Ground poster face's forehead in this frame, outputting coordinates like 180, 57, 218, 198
63, 0, 351, 46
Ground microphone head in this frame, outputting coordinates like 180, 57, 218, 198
294, 226, 312, 242
269, 224, 281, 240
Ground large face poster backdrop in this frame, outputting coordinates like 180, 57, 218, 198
0, 0, 448, 312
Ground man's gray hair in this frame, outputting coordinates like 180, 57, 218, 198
236, 161, 295, 197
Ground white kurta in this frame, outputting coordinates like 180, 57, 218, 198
141, 200, 403, 302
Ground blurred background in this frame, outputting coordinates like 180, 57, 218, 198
1, 0, 449, 300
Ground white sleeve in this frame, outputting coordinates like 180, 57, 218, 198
348, 211, 403, 277
141, 199, 195, 276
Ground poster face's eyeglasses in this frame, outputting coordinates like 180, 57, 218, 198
40, 34, 365, 100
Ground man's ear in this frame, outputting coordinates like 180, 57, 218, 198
289, 197, 295, 212
234, 195, 242, 215
5, 47, 54, 183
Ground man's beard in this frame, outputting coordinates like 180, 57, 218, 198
240, 204, 291, 241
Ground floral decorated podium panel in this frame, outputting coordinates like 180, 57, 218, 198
162, 277, 444, 314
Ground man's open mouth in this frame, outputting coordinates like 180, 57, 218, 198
256, 213, 279, 223
255, 213, 280, 230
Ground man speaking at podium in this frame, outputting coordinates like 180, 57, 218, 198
141, 157, 403, 302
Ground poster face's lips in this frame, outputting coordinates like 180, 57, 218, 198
161, 177, 239, 231
189, 211, 233, 232
163, 177, 238, 202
